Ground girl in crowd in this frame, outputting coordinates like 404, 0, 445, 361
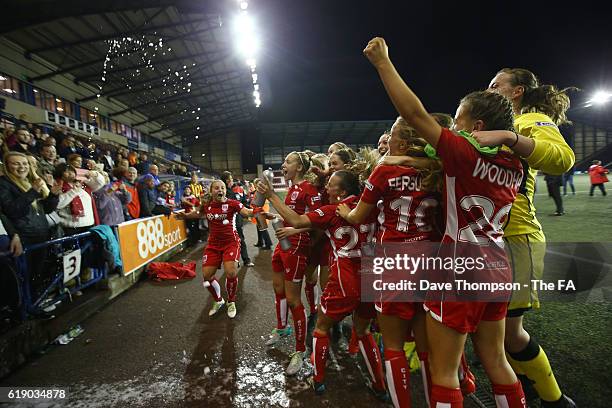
178, 180, 255, 319
258, 170, 387, 397
0, 152, 61, 301
363, 36, 526, 407
263, 151, 321, 376
337, 116, 442, 408
471, 68, 577, 407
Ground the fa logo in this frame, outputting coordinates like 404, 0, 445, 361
291, 191, 299, 201
222, 204, 229, 212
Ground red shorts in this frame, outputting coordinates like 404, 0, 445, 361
320, 259, 376, 321
424, 301, 508, 334
308, 238, 332, 267
202, 240, 241, 269
375, 301, 419, 321
272, 245, 309, 282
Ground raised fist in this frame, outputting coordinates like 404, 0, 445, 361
363, 37, 390, 68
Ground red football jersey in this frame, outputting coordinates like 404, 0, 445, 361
284, 180, 322, 248
306, 195, 377, 264
361, 164, 440, 243
202, 199, 243, 244
436, 128, 523, 245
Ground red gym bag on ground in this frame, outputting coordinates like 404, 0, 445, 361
147, 262, 197, 281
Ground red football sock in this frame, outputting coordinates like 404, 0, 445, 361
384, 349, 412, 408
348, 325, 359, 354
418, 352, 432, 407
204, 278, 222, 302
358, 333, 386, 391
313, 331, 329, 383
290, 304, 307, 352
430, 385, 463, 407
305, 281, 317, 314
459, 353, 475, 395
225, 276, 238, 302
274, 293, 287, 329
492, 381, 527, 408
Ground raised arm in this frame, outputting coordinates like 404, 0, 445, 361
364, 37, 442, 147
256, 182, 311, 228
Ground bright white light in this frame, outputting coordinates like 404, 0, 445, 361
252, 73, 258, 83
253, 90, 260, 98
237, 36, 259, 58
246, 58, 257, 68
195, 135, 199, 139
590, 90, 612, 105
254, 84, 259, 91
55, 98, 62, 102
0, 75, 6, 80
3, 88, 15, 94
240, 1, 248, 10
234, 13, 254, 35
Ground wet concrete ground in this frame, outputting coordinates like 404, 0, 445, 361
1, 224, 482, 408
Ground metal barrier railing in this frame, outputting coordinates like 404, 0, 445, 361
14, 231, 108, 319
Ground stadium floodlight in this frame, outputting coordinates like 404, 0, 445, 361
589, 90, 611, 106
240, 1, 248, 10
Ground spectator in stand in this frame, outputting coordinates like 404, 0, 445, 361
9, 128, 32, 154
124, 167, 140, 220
221, 171, 253, 267
181, 185, 200, 246
138, 175, 158, 217
45, 136, 57, 148
118, 158, 129, 170
100, 150, 115, 173
58, 135, 78, 158
53, 164, 105, 236
189, 173, 204, 197
146, 164, 160, 185
93, 171, 132, 226
85, 159, 98, 171
0, 133, 8, 157
137, 152, 151, 174
37, 144, 57, 178
0, 152, 60, 299
83, 142, 97, 162
67, 153, 83, 169
156, 181, 172, 207
167, 164, 177, 175
589, 160, 609, 196
127, 151, 138, 167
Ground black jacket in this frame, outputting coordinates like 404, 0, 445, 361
0, 176, 59, 241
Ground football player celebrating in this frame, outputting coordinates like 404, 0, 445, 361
178, 180, 255, 319
363, 37, 527, 407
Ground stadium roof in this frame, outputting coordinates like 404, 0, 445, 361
2, 0, 257, 145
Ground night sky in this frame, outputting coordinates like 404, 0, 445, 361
252, 1, 611, 123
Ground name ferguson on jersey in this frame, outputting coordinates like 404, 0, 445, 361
386, 174, 422, 191
472, 158, 523, 188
